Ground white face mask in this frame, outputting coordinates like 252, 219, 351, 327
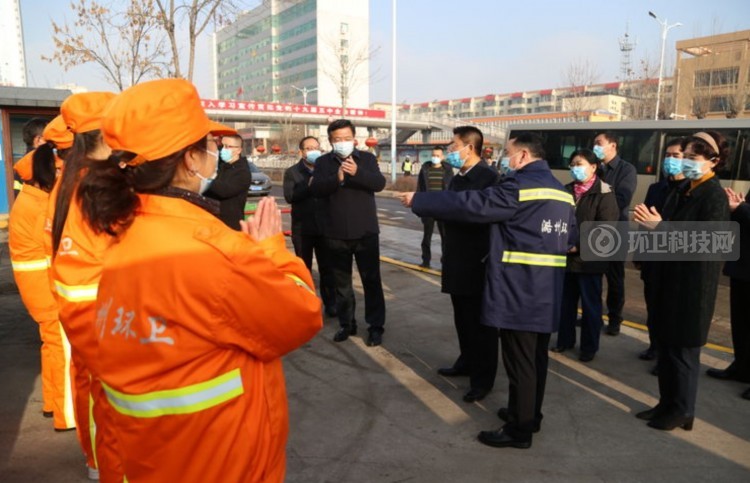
333, 141, 354, 158
196, 150, 219, 194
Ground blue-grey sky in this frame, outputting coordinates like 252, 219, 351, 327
21, 0, 750, 105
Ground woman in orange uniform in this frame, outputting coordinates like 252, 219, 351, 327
50, 92, 122, 482
75, 78, 322, 483
8, 117, 75, 431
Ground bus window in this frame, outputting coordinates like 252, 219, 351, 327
606, 130, 658, 175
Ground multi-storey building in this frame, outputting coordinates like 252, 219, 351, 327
674, 30, 750, 119
0, 0, 27, 87
374, 78, 669, 126
213, 0, 369, 109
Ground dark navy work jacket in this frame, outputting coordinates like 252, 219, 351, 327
412, 160, 577, 333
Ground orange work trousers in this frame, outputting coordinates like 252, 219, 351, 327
38, 319, 76, 430
91, 378, 125, 482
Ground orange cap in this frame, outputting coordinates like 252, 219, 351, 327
102, 79, 235, 165
14, 151, 34, 181
13, 149, 64, 182
43, 115, 74, 149
61, 91, 117, 134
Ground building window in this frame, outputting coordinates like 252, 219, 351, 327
694, 67, 739, 87
340, 39, 349, 49
340, 23, 348, 34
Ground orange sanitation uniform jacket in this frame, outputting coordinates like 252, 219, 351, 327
95, 194, 322, 483
8, 184, 76, 430
52, 189, 124, 480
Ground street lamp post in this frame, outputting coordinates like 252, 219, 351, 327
649, 11, 681, 121
390, 0, 397, 184
291, 85, 317, 136
291, 85, 317, 105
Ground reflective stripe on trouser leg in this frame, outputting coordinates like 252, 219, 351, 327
41, 320, 76, 429
92, 378, 125, 482
71, 352, 96, 468
38, 323, 54, 413
60, 324, 76, 428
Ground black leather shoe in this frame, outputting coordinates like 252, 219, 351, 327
742, 387, 750, 400
647, 414, 693, 431
605, 324, 621, 336
579, 352, 595, 362
366, 331, 382, 347
477, 428, 531, 449
463, 388, 490, 403
42, 411, 54, 418
419, 262, 430, 268
54, 427, 76, 433
437, 367, 469, 377
496, 407, 541, 433
333, 325, 356, 342
635, 405, 665, 421
639, 348, 657, 360
550, 345, 573, 353
706, 367, 750, 383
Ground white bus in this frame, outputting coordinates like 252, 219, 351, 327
506, 119, 750, 211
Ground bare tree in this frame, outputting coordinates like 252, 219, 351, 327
322, 36, 378, 111
561, 59, 599, 121
45, 0, 167, 91
152, 0, 244, 82
622, 56, 660, 120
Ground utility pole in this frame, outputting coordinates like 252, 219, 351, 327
649, 11, 681, 121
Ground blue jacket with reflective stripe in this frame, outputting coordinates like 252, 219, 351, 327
412, 160, 577, 333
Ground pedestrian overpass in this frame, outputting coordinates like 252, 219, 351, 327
201, 99, 506, 144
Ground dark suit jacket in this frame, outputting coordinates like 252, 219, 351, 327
723, 188, 750, 281
598, 155, 637, 221
309, 149, 386, 240
652, 176, 730, 347
440, 160, 499, 295
204, 155, 253, 230
565, 178, 619, 274
283, 159, 327, 236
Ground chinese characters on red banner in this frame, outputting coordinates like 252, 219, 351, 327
200, 99, 386, 119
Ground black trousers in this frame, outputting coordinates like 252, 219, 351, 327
655, 340, 701, 417
326, 235, 386, 333
291, 231, 337, 312
449, 294, 498, 391
605, 261, 625, 326
728, 278, 750, 377
500, 329, 550, 441
420, 217, 445, 266
557, 272, 604, 354
642, 273, 657, 350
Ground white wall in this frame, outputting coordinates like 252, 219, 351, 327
316, 0, 369, 109
0, 0, 26, 86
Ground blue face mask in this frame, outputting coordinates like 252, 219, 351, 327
681, 159, 708, 180
430, 156, 441, 165
306, 150, 321, 164
219, 147, 233, 162
662, 157, 683, 177
445, 146, 468, 169
570, 166, 589, 182
592, 145, 606, 160
499, 157, 513, 175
